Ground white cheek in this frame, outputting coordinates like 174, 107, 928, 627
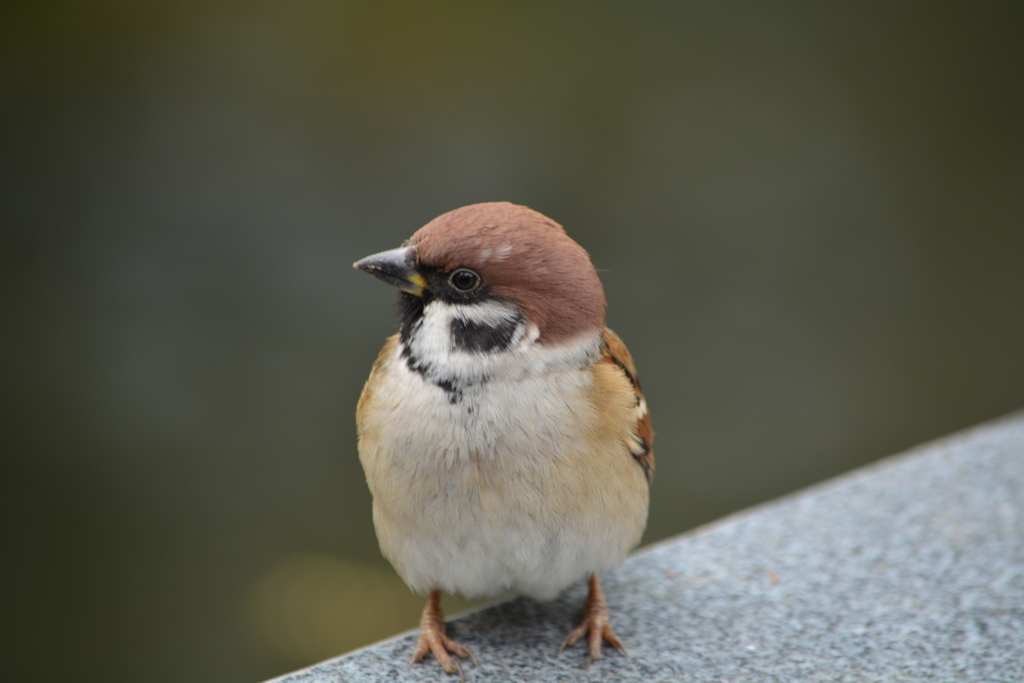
406, 299, 526, 382
451, 299, 522, 330
404, 300, 601, 386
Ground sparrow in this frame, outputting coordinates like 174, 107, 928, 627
353, 202, 653, 676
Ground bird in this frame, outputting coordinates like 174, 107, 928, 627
353, 202, 653, 676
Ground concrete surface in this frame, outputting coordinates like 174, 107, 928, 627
269, 413, 1024, 682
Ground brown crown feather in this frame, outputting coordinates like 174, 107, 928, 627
411, 202, 607, 344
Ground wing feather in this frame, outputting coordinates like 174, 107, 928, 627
600, 327, 654, 484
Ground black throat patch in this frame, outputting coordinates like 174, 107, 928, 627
398, 291, 427, 348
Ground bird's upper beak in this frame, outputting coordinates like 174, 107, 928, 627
353, 245, 429, 297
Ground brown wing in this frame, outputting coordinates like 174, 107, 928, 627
600, 327, 654, 484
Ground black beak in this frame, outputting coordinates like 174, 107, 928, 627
353, 245, 427, 296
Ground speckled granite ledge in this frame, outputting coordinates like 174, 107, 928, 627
268, 413, 1024, 682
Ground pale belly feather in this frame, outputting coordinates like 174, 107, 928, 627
357, 341, 648, 600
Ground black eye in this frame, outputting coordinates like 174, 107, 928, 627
449, 268, 481, 292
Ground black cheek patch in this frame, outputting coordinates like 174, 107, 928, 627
450, 316, 520, 353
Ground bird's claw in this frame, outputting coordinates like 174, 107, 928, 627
559, 574, 628, 665
410, 590, 476, 679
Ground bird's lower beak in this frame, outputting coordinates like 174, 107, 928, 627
353, 245, 429, 296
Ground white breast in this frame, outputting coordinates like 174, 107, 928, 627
357, 323, 647, 601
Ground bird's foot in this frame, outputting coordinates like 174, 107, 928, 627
558, 573, 627, 667
410, 590, 477, 680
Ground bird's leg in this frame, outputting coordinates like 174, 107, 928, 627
409, 590, 477, 679
559, 573, 627, 666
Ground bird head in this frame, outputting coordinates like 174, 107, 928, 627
355, 203, 607, 359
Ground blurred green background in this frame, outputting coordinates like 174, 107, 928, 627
3, 3, 1023, 682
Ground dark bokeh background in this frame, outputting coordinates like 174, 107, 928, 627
3, 3, 1023, 682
